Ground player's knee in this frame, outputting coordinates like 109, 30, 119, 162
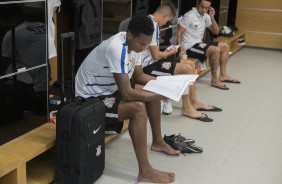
131, 101, 147, 118
188, 61, 196, 70
123, 101, 147, 122
221, 42, 229, 51
213, 46, 220, 54
131, 101, 145, 111
183, 63, 194, 74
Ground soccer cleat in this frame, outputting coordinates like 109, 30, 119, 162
164, 133, 195, 144
180, 143, 203, 154
164, 133, 203, 154
162, 100, 173, 115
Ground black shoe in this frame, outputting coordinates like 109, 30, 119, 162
179, 143, 203, 154
164, 133, 195, 144
238, 37, 245, 45
163, 133, 203, 154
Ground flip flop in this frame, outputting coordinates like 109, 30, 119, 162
220, 79, 241, 84
183, 113, 213, 122
211, 84, 229, 90
197, 105, 222, 112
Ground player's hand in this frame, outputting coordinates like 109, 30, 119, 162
161, 95, 169, 101
178, 50, 185, 58
170, 47, 178, 55
209, 7, 215, 17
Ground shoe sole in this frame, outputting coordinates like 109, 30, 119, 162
162, 112, 172, 115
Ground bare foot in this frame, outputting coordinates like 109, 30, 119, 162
138, 168, 175, 183
182, 106, 213, 122
151, 141, 181, 156
182, 109, 205, 119
211, 81, 226, 88
219, 75, 234, 82
192, 101, 213, 111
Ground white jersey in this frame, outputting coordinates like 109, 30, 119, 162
48, 0, 61, 58
179, 7, 212, 50
141, 14, 159, 68
75, 32, 142, 98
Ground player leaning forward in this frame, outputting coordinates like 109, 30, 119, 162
75, 15, 180, 183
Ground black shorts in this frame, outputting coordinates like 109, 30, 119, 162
97, 91, 124, 134
186, 42, 218, 62
143, 57, 181, 77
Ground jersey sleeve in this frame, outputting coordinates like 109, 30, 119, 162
179, 13, 192, 30
149, 22, 159, 46
105, 40, 128, 74
205, 15, 212, 28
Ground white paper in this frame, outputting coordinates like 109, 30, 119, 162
157, 74, 198, 84
143, 74, 198, 102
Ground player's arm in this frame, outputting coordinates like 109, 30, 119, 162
133, 65, 155, 85
177, 24, 186, 57
149, 45, 178, 61
113, 72, 164, 102
208, 7, 219, 35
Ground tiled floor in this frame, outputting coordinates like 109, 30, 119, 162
97, 47, 282, 184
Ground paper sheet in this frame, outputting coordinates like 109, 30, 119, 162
143, 75, 198, 102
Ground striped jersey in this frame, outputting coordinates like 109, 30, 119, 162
75, 32, 141, 98
141, 14, 159, 68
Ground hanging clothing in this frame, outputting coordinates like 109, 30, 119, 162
74, 0, 102, 49
133, 0, 149, 16
48, 0, 61, 58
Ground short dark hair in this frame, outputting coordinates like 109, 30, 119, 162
127, 15, 154, 37
156, 3, 176, 17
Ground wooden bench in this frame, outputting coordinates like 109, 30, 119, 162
214, 30, 246, 55
0, 154, 24, 184
0, 121, 129, 184
0, 123, 56, 184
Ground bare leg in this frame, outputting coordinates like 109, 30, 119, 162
217, 42, 236, 81
190, 82, 216, 110
206, 45, 225, 87
145, 100, 181, 156
174, 61, 206, 118
133, 84, 180, 156
118, 100, 175, 183
180, 60, 215, 110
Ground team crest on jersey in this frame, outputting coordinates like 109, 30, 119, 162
199, 43, 207, 49
103, 97, 115, 108
96, 145, 102, 156
161, 62, 171, 70
130, 57, 136, 63
193, 20, 199, 29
